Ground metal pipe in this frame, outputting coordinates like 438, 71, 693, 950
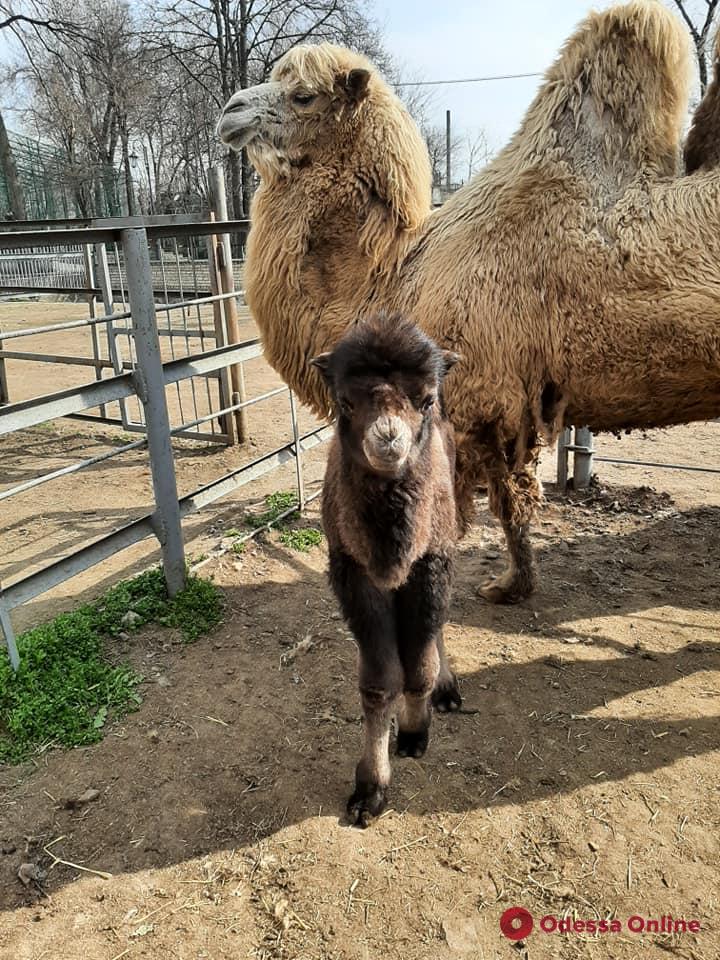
0, 515, 155, 610
0, 350, 115, 368
0, 291, 243, 344
0, 386, 288, 504
592, 456, 720, 475
209, 165, 248, 443
0, 327, 8, 405
121, 226, 186, 597
0, 340, 262, 436
0, 220, 250, 251
0, 425, 333, 619
573, 426, 594, 489
0, 603, 19, 672
556, 427, 571, 490
0, 435, 148, 502
288, 390, 305, 510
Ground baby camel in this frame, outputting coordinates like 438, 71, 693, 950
312, 313, 460, 826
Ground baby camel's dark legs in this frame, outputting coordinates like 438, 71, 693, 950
395, 554, 455, 758
328, 549, 403, 827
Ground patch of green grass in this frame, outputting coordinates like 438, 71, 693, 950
0, 568, 223, 764
279, 528, 324, 552
31, 421, 56, 434
231, 541, 246, 556
244, 491, 299, 529
224, 527, 243, 538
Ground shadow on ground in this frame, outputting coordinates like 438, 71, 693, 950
1, 505, 718, 912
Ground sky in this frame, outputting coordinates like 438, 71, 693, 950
0, 0, 697, 154
374, 0, 673, 166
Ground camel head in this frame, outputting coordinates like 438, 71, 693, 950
311, 313, 458, 478
218, 43, 431, 230
218, 45, 373, 167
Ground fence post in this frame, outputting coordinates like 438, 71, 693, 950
556, 427, 572, 491
573, 426, 595, 489
288, 390, 305, 510
208, 164, 248, 444
0, 599, 19, 672
205, 215, 236, 445
121, 227, 186, 597
0, 327, 8, 406
82, 244, 107, 419
94, 242, 115, 316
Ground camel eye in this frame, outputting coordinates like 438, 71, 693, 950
293, 92, 316, 106
421, 396, 435, 412
339, 397, 353, 416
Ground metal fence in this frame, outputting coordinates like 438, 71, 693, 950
1, 176, 251, 446
0, 218, 331, 671
556, 425, 720, 490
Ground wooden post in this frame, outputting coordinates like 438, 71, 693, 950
206, 213, 235, 444
208, 165, 248, 444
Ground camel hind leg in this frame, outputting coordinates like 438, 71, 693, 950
456, 423, 541, 605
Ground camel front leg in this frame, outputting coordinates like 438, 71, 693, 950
328, 549, 403, 827
395, 553, 455, 756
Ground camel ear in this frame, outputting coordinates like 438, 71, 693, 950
339, 68, 370, 106
310, 352, 332, 382
442, 350, 461, 374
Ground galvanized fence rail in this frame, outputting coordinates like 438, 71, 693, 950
556, 425, 720, 490
0, 218, 330, 671
1, 190, 251, 445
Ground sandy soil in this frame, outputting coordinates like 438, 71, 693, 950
1, 300, 719, 959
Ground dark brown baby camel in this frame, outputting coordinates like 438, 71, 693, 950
313, 313, 461, 827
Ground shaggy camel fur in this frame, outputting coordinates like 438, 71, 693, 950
685, 29, 720, 172
316, 314, 459, 825
219, 1, 720, 604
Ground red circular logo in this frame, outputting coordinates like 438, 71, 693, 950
500, 907, 534, 941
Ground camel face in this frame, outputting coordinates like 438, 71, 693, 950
218, 43, 372, 171
217, 82, 286, 152
311, 315, 456, 479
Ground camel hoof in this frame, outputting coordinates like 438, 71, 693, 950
397, 728, 429, 758
478, 572, 532, 605
347, 781, 388, 828
432, 675, 462, 713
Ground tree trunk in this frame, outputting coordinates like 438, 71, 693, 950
227, 151, 244, 219
120, 129, 137, 216
0, 110, 27, 220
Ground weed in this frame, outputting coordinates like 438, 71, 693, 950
231, 541, 246, 555
279, 528, 323, 552
0, 568, 223, 764
31, 421, 55, 434
244, 491, 299, 529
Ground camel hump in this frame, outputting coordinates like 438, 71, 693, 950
685, 29, 720, 173
538, 1, 691, 189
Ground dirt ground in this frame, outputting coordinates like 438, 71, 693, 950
1, 300, 719, 959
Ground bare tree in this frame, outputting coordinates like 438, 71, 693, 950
671, 0, 719, 92
0, 106, 25, 219
7, 0, 151, 216
464, 130, 491, 181
423, 123, 461, 188
150, 0, 393, 217
0, 1, 79, 217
